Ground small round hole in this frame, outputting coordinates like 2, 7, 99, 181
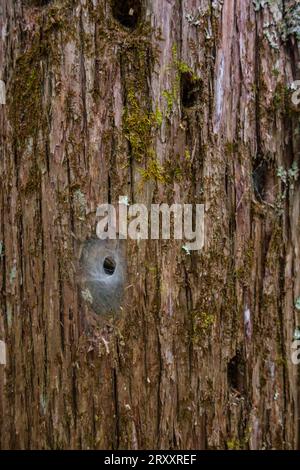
103, 256, 116, 276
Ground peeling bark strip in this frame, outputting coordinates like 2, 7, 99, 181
0, 80, 5, 104
0, 341, 6, 365
0, 0, 299, 450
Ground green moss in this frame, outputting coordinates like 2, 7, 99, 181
227, 438, 241, 450
8, 3, 74, 153
123, 88, 153, 163
192, 310, 215, 341
108, 19, 160, 178
275, 355, 287, 367
225, 141, 239, 155
162, 157, 183, 183
162, 89, 177, 114
162, 45, 200, 116
272, 67, 280, 78
139, 157, 166, 183
176, 60, 198, 82
8, 44, 44, 151
162, 149, 193, 184
153, 107, 163, 127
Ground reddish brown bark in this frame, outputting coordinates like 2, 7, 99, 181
0, 0, 299, 450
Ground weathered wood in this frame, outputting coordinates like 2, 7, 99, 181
0, 0, 299, 450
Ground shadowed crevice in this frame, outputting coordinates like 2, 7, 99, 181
227, 351, 246, 394
181, 72, 202, 108
112, 0, 142, 29
25, 0, 52, 6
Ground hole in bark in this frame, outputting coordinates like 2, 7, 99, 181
253, 158, 270, 202
103, 256, 116, 276
112, 0, 142, 29
227, 351, 246, 393
78, 239, 126, 317
181, 72, 201, 108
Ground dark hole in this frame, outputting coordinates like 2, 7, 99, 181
181, 72, 201, 108
253, 158, 269, 202
112, 0, 142, 29
227, 351, 246, 393
26, 0, 52, 5
103, 256, 116, 276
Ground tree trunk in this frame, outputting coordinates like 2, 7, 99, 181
0, 0, 299, 450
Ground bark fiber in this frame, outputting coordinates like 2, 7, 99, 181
0, 0, 300, 450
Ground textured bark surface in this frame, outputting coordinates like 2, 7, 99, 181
0, 0, 299, 450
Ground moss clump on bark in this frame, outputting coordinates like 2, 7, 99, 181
192, 311, 215, 340
8, 3, 74, 153
122, 83, 165, 182
8, 43, 44, 151
118, 23, 165, 182
123, 88, 154, 164
139, 157, 166, 183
